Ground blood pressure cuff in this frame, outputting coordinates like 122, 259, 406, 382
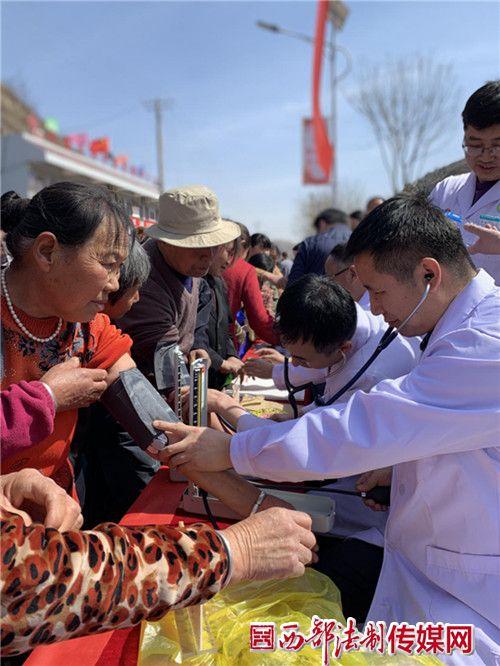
100, 368, 179, 451
154, 342, 190, 392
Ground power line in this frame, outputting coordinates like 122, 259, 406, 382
62, 105, 138, 134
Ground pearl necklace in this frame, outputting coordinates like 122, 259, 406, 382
1, 270, 63, 343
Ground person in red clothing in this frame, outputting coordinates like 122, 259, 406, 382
0, 184, 136, 496
222, 223, 280, 347
1, 468, 316, 657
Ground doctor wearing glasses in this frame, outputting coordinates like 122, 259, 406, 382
430, 80, 500, 284
153, 194, 500, 664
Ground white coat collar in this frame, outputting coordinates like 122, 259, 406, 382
358, 290, 371, 310
350, 303, 381, 355
422, 269, 496, 358
457, 173, 500, 218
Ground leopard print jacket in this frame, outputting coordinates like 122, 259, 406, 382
0, 509, 230, 656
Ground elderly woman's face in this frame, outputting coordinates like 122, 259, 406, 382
209, 241, 236, 277
47, 220, 129, 322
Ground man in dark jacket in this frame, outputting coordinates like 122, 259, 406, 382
194, 242, 243, 389
288, 208, 351, 284
117, 186, 240, 388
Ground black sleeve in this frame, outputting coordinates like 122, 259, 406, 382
225, 311, 238, 359
192, 278, 211, 351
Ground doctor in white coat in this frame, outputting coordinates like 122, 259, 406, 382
155, 194, 500, 665
216, 284, 418, 544
324, 242, 372, 309
430, 80, 500, 284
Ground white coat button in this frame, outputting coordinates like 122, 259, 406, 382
399, 483, 406, 496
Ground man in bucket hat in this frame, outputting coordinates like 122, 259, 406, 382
117, 185, 240, 385
74, 187, 240, 524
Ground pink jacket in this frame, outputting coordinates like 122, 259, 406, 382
1, 381, 55, 459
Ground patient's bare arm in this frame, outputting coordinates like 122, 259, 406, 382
179, 467, 293, 518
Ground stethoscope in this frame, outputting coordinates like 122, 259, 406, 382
284, 278, 432, 417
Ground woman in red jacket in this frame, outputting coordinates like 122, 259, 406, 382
222, 223, 279, 347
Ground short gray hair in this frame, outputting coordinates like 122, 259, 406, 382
108, 240, 151, 304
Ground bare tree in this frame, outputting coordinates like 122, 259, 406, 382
348, 56, 460, 193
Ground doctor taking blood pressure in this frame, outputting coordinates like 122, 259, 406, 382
152, 192, 500, 664
283, 273, 432, 414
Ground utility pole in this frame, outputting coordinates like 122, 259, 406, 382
329, 25, 338, 202
143, 98, 173, 192
256, 2, 350, 201
328, 1, 349, 202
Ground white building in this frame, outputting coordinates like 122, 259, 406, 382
1, 84, 160, 227
2, 132, 160, 227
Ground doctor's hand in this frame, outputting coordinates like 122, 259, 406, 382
463, 223, 500, 255
254, 347, 285, 365
150, 420, 233, 471
356, 467, 392, 512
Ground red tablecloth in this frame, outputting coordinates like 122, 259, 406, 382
27, 469, 229, 666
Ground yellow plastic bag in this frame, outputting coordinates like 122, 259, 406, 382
138, 569, 440, 665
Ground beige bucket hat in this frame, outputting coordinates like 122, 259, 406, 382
145, 185, 240, 248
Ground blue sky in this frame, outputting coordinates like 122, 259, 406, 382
2, 1, 498, 241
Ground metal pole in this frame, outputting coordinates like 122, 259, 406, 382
329, 23, 337, 204
154, 100, 165, 192
256, 20, 350, 200
143, 98, 173, 192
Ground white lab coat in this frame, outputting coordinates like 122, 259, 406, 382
430, 173, 500, 285
269, 303, 419, 407
358, 290, 371, 310
231, 270, 500, 664
238, 304, 419, 546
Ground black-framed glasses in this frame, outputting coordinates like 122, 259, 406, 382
333, 266, 349, 278
462, 143, 500, 157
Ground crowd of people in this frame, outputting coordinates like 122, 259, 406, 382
1, 81, 499, 663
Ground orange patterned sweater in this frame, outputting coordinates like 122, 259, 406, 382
0, 509, 229, 656
1, 296, 132, 491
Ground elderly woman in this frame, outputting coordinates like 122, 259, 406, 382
103, 240, 151, 320
0, 186, 292, 524
0, 184, 135, 495
71, 242, 156, 524
1, 468, 315, 657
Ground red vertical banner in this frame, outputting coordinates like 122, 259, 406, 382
303, 118, 330, 184
312, 0, 333, 181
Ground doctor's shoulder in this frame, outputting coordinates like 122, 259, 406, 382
472, 288, 500, 340
426, 316, 500, 362
429, 173, 472, 203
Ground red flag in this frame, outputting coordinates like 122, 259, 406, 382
113, 155, 128, 169
64, 133, 88, 151
26, 114, 41, 133
89, 137, 110, 156
312, 0, 333, 181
